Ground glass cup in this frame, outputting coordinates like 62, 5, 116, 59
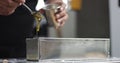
43, 4, 61, 29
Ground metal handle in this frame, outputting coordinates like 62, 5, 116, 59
22, 3, 33, 14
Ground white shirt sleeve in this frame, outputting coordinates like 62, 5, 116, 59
36, 0, 45, 11
62, 0, 69, 9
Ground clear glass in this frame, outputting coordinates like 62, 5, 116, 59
39, 37, 110, 60
43, 4, 61, 28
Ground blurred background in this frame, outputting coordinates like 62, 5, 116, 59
34, 0, 120, 58
48, 0, 110, 38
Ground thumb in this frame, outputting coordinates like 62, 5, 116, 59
12, 0, 25, 4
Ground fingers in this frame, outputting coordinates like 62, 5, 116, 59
7, 0, 21, 8
0, 0, 25, 16
59, 3, 66, 11
12, 0, 25, 5
55, 3, 68, 27
44, 0, 68, 28
56, 11, 68, 26
12, 0, 25, 4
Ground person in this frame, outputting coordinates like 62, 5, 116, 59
0, 0, 68, 58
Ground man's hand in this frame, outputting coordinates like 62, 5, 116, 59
0, 0, 25, 16
45, 0, 68, 27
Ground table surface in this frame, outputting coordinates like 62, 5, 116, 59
0, 58, 120, 63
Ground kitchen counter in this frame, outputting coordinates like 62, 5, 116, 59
0, 58, 120, 63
